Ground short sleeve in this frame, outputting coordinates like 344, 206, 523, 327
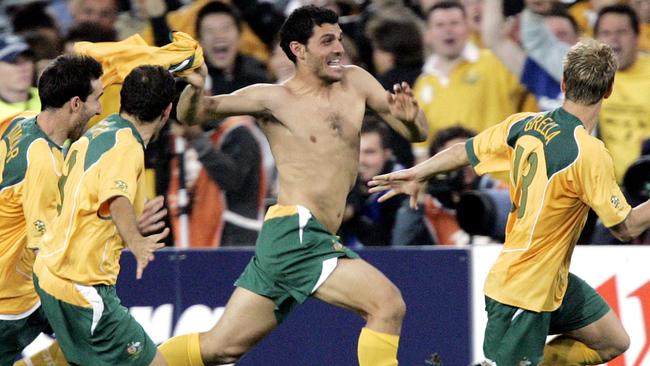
575, 142, 631, 227
465, 116, 520, 175
97, 135, 143, 210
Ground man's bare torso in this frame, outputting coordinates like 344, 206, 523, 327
258, 70, 367, 233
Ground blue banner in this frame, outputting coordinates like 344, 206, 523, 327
117, 248, 471, 365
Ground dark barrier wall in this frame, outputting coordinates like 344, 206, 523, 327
117, 248, 472, 365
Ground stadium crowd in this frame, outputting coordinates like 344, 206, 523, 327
1, 0, 649, 248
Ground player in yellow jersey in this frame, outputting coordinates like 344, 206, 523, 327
33, 65, 174, 366
0, 54, 103, 366
370, 39, 650, 365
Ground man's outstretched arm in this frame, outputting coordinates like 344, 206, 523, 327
353, 66, 428, 142
368, 142, 469, 208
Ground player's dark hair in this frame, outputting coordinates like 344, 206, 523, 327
280, 5, 339, 63
38, 54, 103, 110
120, 65, 175, 123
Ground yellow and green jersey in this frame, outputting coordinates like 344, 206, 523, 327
466, 107, 632, 312
36, 114, 146, 287
0, 115, 62, 316
599, 54, 650, 182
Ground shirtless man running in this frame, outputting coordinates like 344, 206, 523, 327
160, 5, 428, 366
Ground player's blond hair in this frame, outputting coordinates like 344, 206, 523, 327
563, 39, 617, 105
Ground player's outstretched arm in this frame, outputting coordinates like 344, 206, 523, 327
368, 142, 469, 207
352, 66, 428, 142
610, 200, 650, 242
177, 64, 274, 125
109, 196, 169, 279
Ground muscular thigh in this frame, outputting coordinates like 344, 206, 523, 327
201, 287, 278, 354
312, 258, 401, 319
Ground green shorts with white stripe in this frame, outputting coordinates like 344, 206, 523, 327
33, 274, 156, 366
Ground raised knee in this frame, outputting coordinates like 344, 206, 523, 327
599, 332, 630, 362
374, 284, 406, 322
203, 345, 246, 365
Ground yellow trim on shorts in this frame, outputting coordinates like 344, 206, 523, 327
264, 205, 298, 221
33, 258, 91, 308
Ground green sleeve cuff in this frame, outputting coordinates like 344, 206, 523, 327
465, 137, 480, 167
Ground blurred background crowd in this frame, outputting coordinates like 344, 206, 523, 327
1, 0, 648, 247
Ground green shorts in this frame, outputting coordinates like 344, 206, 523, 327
483, 273, 610, 365
33, 274, 156, 366
0, 305, 49, 365
235, 205, 359, 323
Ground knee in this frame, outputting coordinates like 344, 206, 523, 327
599, 331, 630, 362
201, 340, 248, 365
372, 283, 406, 323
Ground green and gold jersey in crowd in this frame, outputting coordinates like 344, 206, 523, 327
466, 107, 631, 312
36, 114, 146, 287
0, 114, 62, 315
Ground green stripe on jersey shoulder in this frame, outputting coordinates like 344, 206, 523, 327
83, 114, 144, 170
1, 116, 60, 188
507, 108, 582, 177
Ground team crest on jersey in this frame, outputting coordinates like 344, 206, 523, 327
332, 241, 345, 252
33, 220, 46, 235
611, 195, 621, 209
114, 180, 128, 193
126, 341, 143, 358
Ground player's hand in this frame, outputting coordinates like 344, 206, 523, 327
138, 195, 167, 235
368, 168, 423, 209
128, 228, 169, 280
184, 63, 208, 90
387, 82, 419, 124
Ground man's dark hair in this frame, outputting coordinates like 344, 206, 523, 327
361, 115, 390, 150
280, 5, 339, 63
38, 54, 103, 110
120, 65, 175, 123
366, 16, 423, 66
195, 1, 242, 38
65, 22, 117, 44
547, 5, 580, 36
594, 4, 640, 36
430, 125, 476, 156
427, 1, 466, 19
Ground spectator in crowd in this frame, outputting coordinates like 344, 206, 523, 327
595, 5, 650, 181
69, 0, 119, 32
167, 115, 266, 247
483, 0, 580, 111
0, 35, 39, 122
366, 13, 424, 167
63, 21, 117, 54
195, 1, 268, 96
413, 1, 527, 162
569, 0, 619, 36
339, 116, 405, 246
391, 126, 505, 246
630, 0, 650, 52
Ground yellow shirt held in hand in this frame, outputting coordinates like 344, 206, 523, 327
74, 31, 204, 128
